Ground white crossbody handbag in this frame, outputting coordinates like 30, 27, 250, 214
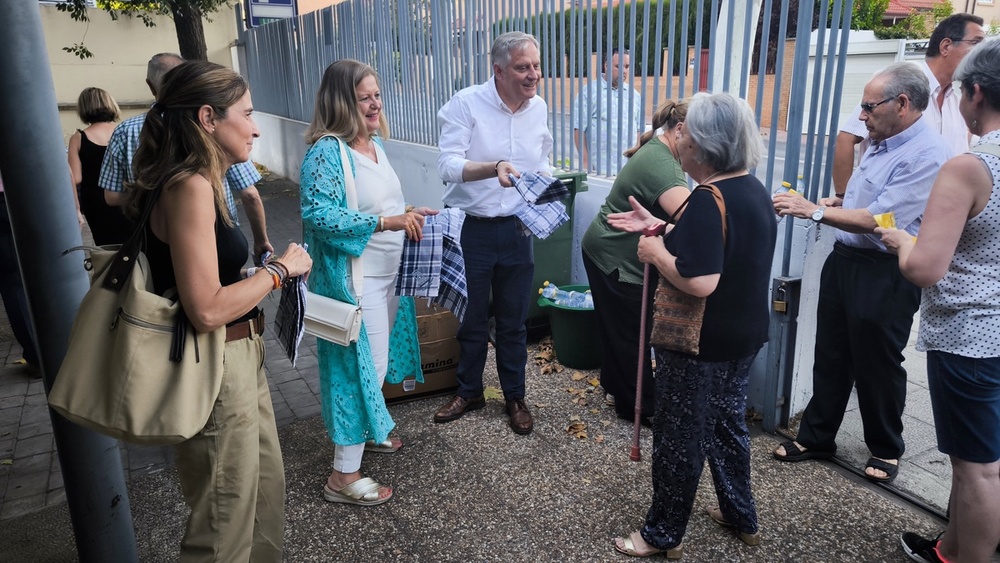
303, 137, 364, 346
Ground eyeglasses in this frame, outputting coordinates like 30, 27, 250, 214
952, 38, 984, 46
860, 96, 897, 113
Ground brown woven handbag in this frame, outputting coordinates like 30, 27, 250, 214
649, 184, 727, 355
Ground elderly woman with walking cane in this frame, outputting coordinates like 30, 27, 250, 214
606, 92, 776, 558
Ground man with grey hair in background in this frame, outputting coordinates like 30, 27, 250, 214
99, 53, 272, 257
771, 62, 951, 483
433, 31, 553, 435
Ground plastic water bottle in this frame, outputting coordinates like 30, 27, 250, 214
539, 281, 595, 309
796, 175, 806, 193
564, 291, 588, 308
773, 181, 798, 223
539, 281, 571, 302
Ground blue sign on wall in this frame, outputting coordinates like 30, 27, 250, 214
247, 0, 297, 27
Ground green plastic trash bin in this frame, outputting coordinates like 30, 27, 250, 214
526, 171, 588, 331
537, 284, 601, 369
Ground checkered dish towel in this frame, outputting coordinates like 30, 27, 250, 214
395, 208, 468, 322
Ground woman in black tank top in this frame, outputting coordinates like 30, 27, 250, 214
121, 60, 312, 561
67, 87, 132, 245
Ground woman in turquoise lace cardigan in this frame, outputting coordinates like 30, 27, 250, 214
301, 59, 435, 506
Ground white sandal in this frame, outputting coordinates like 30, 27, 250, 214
322, 477, 392, 506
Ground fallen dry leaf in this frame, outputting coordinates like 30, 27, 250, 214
588, 377, 601, 387
534, 349, 555, 361
483, 386, 503, 400
594, 434, 605, 443
601, 420, 612, 427
571, 372, 586, 381
533, 403, 548, 408
589, 409, 599, 414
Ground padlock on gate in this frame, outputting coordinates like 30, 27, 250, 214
773, 286, 788, 313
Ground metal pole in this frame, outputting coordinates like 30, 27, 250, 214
0, 2, 137, 560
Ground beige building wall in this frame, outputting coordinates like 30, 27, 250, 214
971, 0, 1000, 28
41, 2, 242, 144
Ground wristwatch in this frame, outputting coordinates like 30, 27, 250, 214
811, 206, 826, 223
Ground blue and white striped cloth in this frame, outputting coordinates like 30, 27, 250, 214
395, 208, 468, 322
510, 172, 570, 239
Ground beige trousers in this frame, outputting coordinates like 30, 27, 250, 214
174, 330, 284, 562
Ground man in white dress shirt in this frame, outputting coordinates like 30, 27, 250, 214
831, 13, 984, 196
433, 31, 553, 435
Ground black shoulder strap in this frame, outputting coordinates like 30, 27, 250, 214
101, 186, 161, 292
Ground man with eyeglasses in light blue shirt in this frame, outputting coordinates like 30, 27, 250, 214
772, 62, 951, 485
832, 13, 985, 197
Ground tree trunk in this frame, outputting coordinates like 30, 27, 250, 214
169, 1, 208, 61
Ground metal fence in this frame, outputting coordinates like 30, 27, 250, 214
242, 0, 854, 195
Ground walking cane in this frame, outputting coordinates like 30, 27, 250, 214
630, 223, 666, 462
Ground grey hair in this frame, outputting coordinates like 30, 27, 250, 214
954, 38, 1000, 111
873, 62, 929, 112
684, 92, 763, 172
147, 53, 184, 95
490, 32, 540, 68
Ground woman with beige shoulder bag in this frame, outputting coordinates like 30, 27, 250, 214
122, 60, 312, 561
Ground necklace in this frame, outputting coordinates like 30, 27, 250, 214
700, 170, 724, 185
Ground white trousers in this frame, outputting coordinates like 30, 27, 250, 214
333, 273, 398, 473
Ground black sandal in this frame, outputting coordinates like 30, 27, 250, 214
773, 440, 835, 462
864, 457, 899, 483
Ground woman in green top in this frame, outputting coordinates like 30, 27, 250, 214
581, 98, 690, 423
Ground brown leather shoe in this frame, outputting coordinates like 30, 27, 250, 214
505, 399, 533, 435
433, 394, 486, 423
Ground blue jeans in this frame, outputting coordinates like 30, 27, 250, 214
0, 194, 38, 366
454, 216, 533, 400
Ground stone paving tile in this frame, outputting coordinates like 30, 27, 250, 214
13, 435, 53, 460
0, 396, 24, 410
16, 421, 50, 441
5, 472, 49, 501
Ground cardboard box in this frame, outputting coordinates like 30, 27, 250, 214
414, 300, 461, 343
384, 302, 461, 404
383, 337, 460, 403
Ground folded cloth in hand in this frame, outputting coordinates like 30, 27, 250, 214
510, 172, 571, 205
516, 201, 569, 239
395, 209, 469, 322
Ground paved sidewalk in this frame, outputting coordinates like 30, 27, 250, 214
0, 174, 964, 561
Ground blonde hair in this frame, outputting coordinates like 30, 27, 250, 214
76, 87, 120, 124
304, 59, 389, 144
125, 61, 248, 226
623, 98, 688, 158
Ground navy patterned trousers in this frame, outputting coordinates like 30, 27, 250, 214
641, 349, 759, 550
